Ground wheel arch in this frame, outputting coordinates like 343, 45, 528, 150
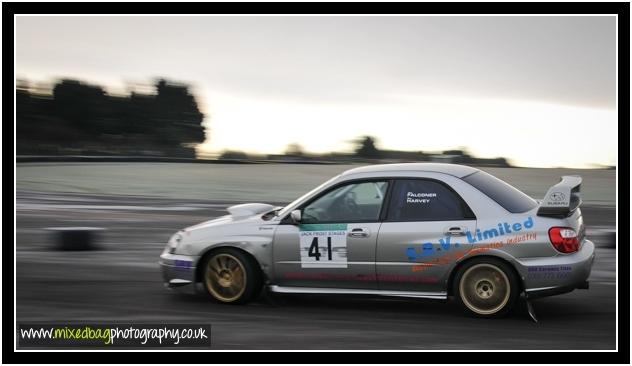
446, 253, 524, 296
195, 244, 265, 284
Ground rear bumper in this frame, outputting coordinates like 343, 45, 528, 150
159, 251, 199, 294
515, 239, 595, 299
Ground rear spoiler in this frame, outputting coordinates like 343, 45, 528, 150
537, 175, 582, 217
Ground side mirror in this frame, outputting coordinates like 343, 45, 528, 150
290, 210, 302, 224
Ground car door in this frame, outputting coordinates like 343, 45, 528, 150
272, 180, 389, 289
376, 178, 477, 293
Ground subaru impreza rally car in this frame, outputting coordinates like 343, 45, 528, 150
160, 163, 594, 317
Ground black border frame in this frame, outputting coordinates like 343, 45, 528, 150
4, 2, 629, 364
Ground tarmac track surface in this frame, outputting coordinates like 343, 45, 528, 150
16, 191, 616, 350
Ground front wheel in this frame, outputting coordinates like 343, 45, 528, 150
453, 258, 519, 318
201, 248, 262, 304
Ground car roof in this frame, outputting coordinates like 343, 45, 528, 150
341, 163, 480, 178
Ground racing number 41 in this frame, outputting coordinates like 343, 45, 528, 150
308, 237, 333, 261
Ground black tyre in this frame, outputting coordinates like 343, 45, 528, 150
201, 248, 262, 304
453, 257, 520, 318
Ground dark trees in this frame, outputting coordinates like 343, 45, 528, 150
16, 78, 206, 158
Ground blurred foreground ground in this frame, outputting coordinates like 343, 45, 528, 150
15, 163, 617, 350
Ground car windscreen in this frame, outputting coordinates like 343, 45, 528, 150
462, 171, 537, 213
276, 175, 341, 218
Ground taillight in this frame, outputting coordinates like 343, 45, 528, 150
548, 227, 579, 253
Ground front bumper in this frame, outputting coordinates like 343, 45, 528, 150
159, 251, 199, 293
515, 239, 596, 299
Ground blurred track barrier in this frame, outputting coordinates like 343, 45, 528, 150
45, 227, 105, 251
587, 228, 616, 249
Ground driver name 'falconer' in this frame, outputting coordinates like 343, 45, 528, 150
407, 191, 437, 203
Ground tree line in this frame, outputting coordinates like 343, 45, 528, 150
16, 78, 206, 158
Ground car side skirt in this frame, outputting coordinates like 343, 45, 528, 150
268, 285, 447, 299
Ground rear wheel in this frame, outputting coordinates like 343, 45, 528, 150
453, 258, 519, 318
202, 248, 262, 304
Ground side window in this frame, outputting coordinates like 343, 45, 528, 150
301, 181, 388, 223
386, 179, 474, 221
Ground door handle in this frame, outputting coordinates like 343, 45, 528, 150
445, 226, 467, 236
348, 227, 370, 238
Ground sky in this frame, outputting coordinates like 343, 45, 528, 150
15, 15, 617, 168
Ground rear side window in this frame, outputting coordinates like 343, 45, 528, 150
462, 171, 537, 213
386, 179, 475, 221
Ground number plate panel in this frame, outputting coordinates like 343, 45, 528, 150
299, 224, 348, 268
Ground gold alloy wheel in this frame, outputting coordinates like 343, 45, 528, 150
459, 263, 511, 315
205, 253, 247, 302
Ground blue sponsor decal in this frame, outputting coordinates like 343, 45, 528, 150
526, 265, 572, 279
465, 216, 534, 244
406, 217, 534, 261
175, 260, 192, 272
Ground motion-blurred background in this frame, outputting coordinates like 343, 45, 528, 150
16, 15, 617, 167
15, 15, 617, 350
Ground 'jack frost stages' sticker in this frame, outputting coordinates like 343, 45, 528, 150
299, 224, 348, 268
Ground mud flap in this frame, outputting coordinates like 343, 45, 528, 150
525, 296, 538, 323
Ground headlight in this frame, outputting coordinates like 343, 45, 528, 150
166, 232, 183, 254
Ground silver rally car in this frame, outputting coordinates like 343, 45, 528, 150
160, 163, 595, 317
